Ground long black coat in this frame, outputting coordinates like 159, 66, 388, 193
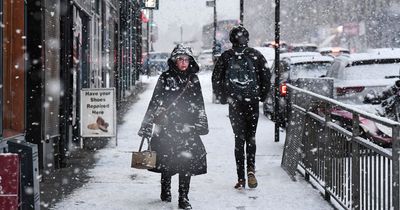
139, 50, 208, 176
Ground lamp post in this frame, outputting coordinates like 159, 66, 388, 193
207, 0, 217, 103
142, 0, 159, 77
150, 10, 154, 52
274, 0, 280, 142
206, 0, 217, 63
213, 0, 217, 63
240, 0, 244, 24
146, 10, 150, 77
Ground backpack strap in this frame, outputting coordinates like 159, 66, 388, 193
230, 47, 248, 56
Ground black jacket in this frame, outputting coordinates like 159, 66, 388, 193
139, 45, 208, 175
212, 46, 271, 104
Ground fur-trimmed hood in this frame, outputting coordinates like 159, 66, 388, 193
167, 44, 200, 74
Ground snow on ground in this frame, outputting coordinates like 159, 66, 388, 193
53, 72, 332, 210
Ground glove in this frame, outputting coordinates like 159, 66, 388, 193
138, 124, 152, 138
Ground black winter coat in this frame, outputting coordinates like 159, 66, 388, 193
139, 50, 208, 176
212, 46, 271, 104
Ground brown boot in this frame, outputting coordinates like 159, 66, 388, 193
234, 179, 246, 189
247, 171, 258, 188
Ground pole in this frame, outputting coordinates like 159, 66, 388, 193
150, 10, 154, 52
180, 26, 183, 43
146, 10, 150, 77
213, 0, 217, 63
274, 0, 280, 142
240, 0, 244, 24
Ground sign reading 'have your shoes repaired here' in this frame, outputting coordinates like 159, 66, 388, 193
80, 88, 116, 137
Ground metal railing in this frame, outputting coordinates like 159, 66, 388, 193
286, 83, 400, 210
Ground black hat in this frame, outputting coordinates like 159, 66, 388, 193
229, 25, 249, 45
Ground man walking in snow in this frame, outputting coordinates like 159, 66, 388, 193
212, 25, 271, 189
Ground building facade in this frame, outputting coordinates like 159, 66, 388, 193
0, 0, 143, 172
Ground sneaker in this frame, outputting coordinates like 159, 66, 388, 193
234, 179, 246, 189
247, 172, 258, 188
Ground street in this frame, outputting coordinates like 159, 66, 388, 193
52, 72, 332, 210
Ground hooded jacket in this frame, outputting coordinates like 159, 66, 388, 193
138, 44, 208, 175
212, 25, 271, 104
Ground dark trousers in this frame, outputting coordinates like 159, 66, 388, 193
229, 102, 259, 181
161, 172, 191, 199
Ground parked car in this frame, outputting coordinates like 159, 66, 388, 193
319, 47, 350, 57
326, 53, 400, 103
197, 49, 214, 71
366, 48, 400, 55
143, 52, 169, 75
262, 41, 289, 53
264, 52, 334, 127
288, 43, 318, 53
322, 52, 400, 147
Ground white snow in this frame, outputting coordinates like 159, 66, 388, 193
52, 72, 332, 210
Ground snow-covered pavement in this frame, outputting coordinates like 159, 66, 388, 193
53, 72, 332, 210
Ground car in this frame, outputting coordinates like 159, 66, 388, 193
319, 47, 350, 57
262, 41, 289, 53
323, 51, 400, 147
264, 52, 334, 127
143, 52, 169, 75
254, 47, 275, 68
366, 48, 400, 55
197, 49, 214, 71
326, 53, 400, 103
288, 43, 318, 53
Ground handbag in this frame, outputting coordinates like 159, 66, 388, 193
131, 137, 157, 169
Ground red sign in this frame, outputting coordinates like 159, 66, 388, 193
0, 154, 20, 210
141, 11, 149, 23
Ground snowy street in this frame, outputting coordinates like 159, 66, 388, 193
1, 1, 399, 210
53, 72, 332, 210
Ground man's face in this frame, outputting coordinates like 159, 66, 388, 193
235, 32, 248, 45
175, 55, 190, 71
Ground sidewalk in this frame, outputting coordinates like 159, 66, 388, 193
40, 84, 146, 209
51, 72, 333, 210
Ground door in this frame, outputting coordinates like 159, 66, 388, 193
2, 0, 25, 138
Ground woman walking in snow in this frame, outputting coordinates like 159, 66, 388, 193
138, 44, 208, 210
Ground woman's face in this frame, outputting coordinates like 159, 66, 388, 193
175, 55, 190, 71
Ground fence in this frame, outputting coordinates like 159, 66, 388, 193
285, 83, 400, 210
